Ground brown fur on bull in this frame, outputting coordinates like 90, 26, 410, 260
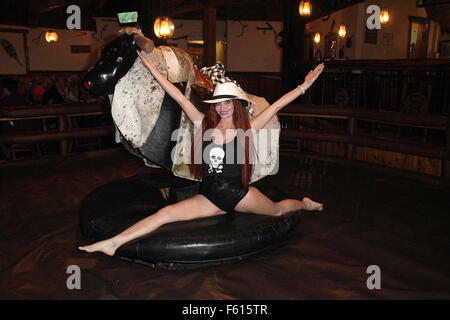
118, 27, 154, 53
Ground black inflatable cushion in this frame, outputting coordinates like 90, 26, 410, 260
79, 173, 300, 269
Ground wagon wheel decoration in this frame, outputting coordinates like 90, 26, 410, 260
335, 87, 349, 107
403, 92, 429, 114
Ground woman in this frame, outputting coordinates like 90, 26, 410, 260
78, 51, 325, 256
64, 75, 80, 103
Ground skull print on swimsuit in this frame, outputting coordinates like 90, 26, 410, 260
208, 147, 225, 174
202, 136, 242, 179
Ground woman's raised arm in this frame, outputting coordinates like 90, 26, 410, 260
137, 50, 204, 125
250, 63, 324, 131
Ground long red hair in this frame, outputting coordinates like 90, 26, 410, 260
190, 100, 253, 187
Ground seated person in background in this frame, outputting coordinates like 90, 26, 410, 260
0, 78, 26, 107
1, 78, 41, 148
25, 75, 39, 104
0, 79, 5, 101
80, 82, 99, 103
55, 76, 67, 101
64, 75, 80, 103
32, 77, 46, 104
42, 77, 64, 105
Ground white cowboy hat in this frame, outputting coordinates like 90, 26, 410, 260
203, 81, 252, 106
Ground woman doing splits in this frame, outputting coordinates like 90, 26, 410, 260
78, 51, 325, 256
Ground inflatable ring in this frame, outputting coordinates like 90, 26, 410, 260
79, 173, 301, 270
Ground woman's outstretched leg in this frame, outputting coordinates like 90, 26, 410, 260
235, 186, 323, 216
78, 194, 225, 256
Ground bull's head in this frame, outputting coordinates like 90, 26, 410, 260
83, 31, 154, 96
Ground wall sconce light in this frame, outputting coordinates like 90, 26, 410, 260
380, 8, 390, 24
338, 24, 347, 38
154, 16, 175, 39
299, 0, 312, 17
45, 31, 58, 43
314, 32, 321, 44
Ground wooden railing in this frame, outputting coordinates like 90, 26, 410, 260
0, 103, 115, 159
278, 104, 450, 185
291, 59, 450, 115
227, 72, 282, 104
2, 102, 450, 185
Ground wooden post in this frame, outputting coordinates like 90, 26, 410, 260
346, 117, 357, 160
282, 0, 305, 93
203, 7, 216, 67
444, 126, 450, 181
139, 0, 167, 46
57, 115, 69, 156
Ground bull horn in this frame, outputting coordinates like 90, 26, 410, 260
135, 34, 154, 53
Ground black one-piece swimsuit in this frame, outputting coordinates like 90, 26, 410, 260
199, 135, 249, 212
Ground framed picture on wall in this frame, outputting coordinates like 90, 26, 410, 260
365, 28, 377, 44
382, 33, 394, 46
0, 28, 28, 74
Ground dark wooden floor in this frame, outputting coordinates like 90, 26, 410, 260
0, 149, 449, 299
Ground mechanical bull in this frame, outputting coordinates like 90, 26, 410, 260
83, 28, 280, 183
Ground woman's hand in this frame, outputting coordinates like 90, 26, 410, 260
301, 62, 325, 91
137, 50, 157, 72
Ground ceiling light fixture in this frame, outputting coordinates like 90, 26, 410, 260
380, 8, 390, 24
299, 0, 312, 17
314, 32, 321, 44
45, 31, 58, 43
338, 24, 347, 38
154, 16, 175, 39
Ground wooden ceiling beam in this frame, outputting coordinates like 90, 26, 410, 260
169, 5, 204, 16
95, 0, 110, 10
28, 0, 66, 14
304, 0, 365, 23
169, 0, 265, 16
203, 7, 216, 67
211, 0, 263, 9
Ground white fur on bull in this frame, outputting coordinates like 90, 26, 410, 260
247, 94, 280, 182
112, 48, 170, 148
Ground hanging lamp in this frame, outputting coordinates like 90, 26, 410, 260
299, 0, 312, 16
154, 16, 175, 39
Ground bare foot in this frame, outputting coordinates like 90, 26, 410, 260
78, 239, 118, 256
302, 197, 324, 211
